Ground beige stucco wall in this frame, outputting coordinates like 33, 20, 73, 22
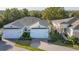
52, 22, 61, 33
66, 28, 73, 37
67, 28, 79, 38
73, 30, 79, 38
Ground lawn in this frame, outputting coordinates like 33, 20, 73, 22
15, 40, 44, 51
15, 44, 44, 51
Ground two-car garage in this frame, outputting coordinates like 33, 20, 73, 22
3, 28, 49, 39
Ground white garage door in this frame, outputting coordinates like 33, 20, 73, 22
3, 29, 23, 39
30, 29, 49, 38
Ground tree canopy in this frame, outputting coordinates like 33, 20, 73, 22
29, 10, 42, 18
0, 7, 70, 28
71, 11, 79, 17
42, 7, 69, 20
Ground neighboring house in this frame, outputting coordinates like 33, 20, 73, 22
3, 17, 50, 39
52, 17, 79, 39
52, 17, 73, 33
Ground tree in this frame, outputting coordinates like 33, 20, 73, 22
71, 11, 79, 17
42, 7, 69, 20
3, 9, 12, 24
10, 8, 22, 20
22, 8, 28, 16
0, 14, 4, 27
29, 10, 42, 18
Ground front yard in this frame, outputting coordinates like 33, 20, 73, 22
15, 41, 44, 51
15, 32, 44, 51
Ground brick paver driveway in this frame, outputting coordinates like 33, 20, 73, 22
31, 39, 78, 51
0, 39, 28, 51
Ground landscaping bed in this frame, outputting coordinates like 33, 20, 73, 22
22, 32, 32, 40
49, 29, 64, 43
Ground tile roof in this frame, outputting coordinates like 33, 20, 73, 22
4, 17, 48, 28
52, 17, 73, 24
66, 17, 79, 24
74, 25, 79, 29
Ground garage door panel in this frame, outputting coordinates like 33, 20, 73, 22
3, 29, 23, 39
30, 29, 49, 38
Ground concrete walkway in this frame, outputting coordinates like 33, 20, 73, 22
31, 39, 78, 51
0, 39, 28, 51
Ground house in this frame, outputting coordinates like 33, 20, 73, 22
52, 17, 73, 33
52, 17, 79, 39
3, 17, 50, 39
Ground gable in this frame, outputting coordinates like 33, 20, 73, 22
30, 21, 48, 29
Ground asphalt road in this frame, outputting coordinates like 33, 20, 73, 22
0, 39, 28, 51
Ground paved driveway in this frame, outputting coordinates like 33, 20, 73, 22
31, 39, 78, 51
0, 39, 28, 51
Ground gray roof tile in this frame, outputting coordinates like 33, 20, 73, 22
4, 17, 48, 28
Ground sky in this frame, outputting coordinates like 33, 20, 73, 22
65, 7, 79, 10
0, 7, 79, 11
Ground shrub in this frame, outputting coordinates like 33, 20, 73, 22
22, 32, 32, 40
69, 36, 78, 45
49, 32, 57, 42
63, 40, 72, 44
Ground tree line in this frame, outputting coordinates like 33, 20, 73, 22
0, 7, 77, 28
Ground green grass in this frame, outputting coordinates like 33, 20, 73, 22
15, 40, 44, 51
72, 45, 79, 50
15, 44, 44, 51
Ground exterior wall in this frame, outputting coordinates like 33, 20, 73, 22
67, 28, 73, 37
30, 29, 49, 38
67, 28, 79, 38
61, 24, 69, 28
52, 22, 61, 33
73, 30, 79, 38
3, 28, 23, 39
